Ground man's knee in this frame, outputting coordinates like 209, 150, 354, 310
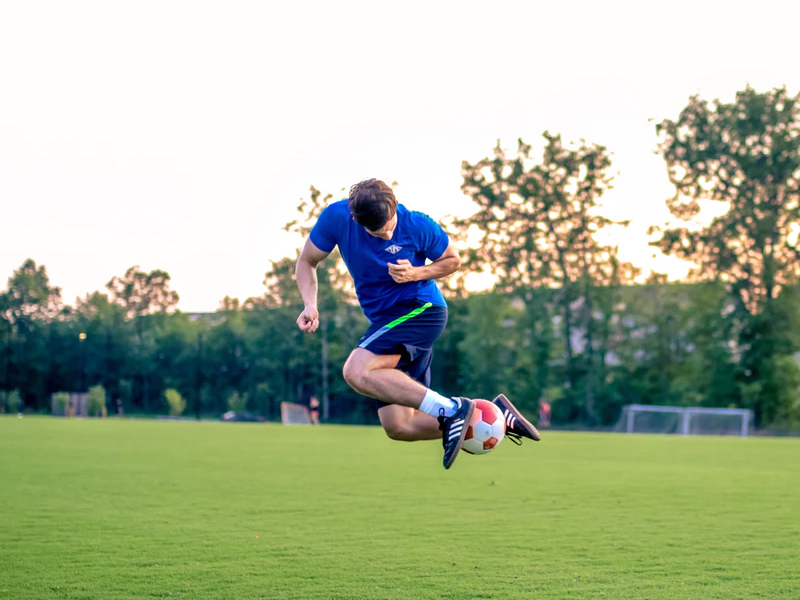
342, 357, 367, 392
343, 349, 399, 392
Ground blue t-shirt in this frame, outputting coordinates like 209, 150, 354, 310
309, 200, 449, 324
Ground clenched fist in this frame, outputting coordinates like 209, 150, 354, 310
388, 259, 418, 284
296, 305, 320, 333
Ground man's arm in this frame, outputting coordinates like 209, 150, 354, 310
387, 243, 461, 284
295, 239, 330, 333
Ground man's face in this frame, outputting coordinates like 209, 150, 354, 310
364, 213, 397, 240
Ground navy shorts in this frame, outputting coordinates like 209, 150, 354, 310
356, 299, 448, 410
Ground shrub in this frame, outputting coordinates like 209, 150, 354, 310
227, 391, 248, 413
164, 388, 186, 417
53, 391, 70, 416
7, 389, 22, 413
87, 385, 106, 417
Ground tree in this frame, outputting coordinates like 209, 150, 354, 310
1, 259, 62, 325
654, 86, 800, 312
106, 266, 180, 323
1, 260, 63, 409
106, 266, 180, 410
0, 293, 11, 394
75, 291, 125, 324
606, 278, 739, 415
74, 292, 129, 402
455, 133, 636, 422
219, 296, 241, 311
654, 86, 800, 424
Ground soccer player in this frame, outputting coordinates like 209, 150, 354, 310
295, 179, 540, 468
309, 396, 320, 426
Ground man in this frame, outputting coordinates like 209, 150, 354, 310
309, 396, 320, 426
295, 179, 540, 469
539, 398, 551, 429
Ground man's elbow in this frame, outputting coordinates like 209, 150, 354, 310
450, 255, 462, 274
296, 256, 316, 276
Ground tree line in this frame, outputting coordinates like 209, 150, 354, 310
1, 85, 799, 428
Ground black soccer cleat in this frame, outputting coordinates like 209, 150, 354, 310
492, 394, 541, 444
437, 397, 476, 469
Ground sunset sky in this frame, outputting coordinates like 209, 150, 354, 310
2, 0, 799, 311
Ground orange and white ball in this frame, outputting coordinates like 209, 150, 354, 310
461, 399, 506, 455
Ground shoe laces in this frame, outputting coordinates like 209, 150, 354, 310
505, 430, 523, 446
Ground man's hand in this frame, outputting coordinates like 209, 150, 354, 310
297, 305, 320, 333
388, 259, 418, 284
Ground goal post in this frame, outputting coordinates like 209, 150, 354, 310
618, 404, 754, 437
280, 402, 311, 425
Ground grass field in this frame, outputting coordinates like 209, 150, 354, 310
1, 417, 798, 599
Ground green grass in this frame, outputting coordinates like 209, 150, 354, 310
1, 417, 798, 599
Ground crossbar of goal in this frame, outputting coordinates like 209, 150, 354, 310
624, 404, 754, 437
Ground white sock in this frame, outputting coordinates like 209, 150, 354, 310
419, 389, 458, 418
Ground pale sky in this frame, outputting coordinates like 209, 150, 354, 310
1, 0, 798, 312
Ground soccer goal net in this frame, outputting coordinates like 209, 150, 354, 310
280, 402, 311, 425
616, 405, 754, 437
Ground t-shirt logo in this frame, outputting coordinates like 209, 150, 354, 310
385, 244, 402, 254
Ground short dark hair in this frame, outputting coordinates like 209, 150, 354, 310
348, 179, 397, 231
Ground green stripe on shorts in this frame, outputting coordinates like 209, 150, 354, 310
358, 302, 434, 348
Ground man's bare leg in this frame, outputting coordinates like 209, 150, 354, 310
378, 404, 442, 441
342, 348, 429, 408
343, 347, 474, 465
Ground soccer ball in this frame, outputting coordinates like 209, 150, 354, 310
461, 399, 506, 455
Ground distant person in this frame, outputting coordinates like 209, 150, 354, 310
295, 178, 540, 469
309, 396, 320, 425
539, 399, 551, 428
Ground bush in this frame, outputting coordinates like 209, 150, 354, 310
164, 388, 186, 417
88, 385, 106, 417
53, 391, 70, 416
227, 391, 248, 413
7, 389, 22, 413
